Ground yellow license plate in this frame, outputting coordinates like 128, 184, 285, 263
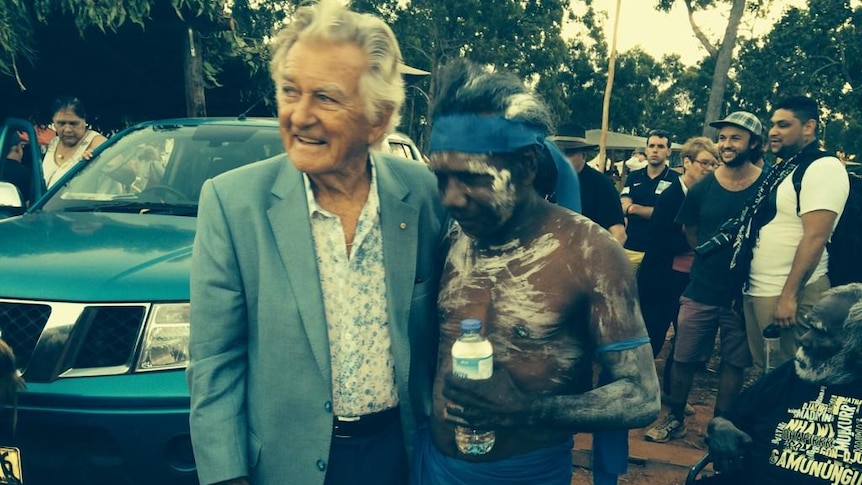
0, 446, 22, 484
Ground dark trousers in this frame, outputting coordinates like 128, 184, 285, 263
324, 417, 408, 485
641, 269, 690, 357
639, 269, 689, 395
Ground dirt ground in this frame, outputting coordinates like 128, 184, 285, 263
569, 333, 758, 485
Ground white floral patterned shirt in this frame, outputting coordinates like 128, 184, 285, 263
304, 164, 398, 417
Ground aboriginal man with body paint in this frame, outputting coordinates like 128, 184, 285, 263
411, 59, 661, 484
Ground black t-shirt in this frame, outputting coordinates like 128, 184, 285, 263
578, 164, 624, 231
676, 171, 765, 306
620, 165, 679, 251
0, 158, 31, 202
639, 177, 689, 276
726, 361, 862, 485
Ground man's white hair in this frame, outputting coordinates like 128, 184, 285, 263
269, 0, 405, 138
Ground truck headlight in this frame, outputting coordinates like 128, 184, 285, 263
137, 303, 190, 371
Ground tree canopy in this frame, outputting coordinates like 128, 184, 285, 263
1, 0, 859, 159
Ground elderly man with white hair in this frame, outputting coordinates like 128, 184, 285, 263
700, 283, 862, 484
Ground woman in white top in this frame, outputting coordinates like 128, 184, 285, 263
42, 96, 107, 188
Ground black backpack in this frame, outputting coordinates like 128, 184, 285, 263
792, 153, 862, 286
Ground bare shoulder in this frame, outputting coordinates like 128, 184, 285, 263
548, 207, 628, 258
541, 206, 634, 285
89, 133, 108, 149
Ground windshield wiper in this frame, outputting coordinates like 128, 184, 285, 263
62, 201, 198, 216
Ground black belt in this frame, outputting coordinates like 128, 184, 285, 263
333, 407, 400, 438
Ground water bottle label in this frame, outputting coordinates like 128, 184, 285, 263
452, 355, 493, 380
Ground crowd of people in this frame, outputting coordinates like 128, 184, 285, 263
2, 0, 857, 484
599, 101, 854, 483
185, 1, 858, 484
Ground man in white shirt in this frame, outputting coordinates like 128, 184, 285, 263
742, 96, 850, 375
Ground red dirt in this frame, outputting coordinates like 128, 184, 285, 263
570, 333, 758, 484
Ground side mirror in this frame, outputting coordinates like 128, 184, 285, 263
0, 181, 25, 218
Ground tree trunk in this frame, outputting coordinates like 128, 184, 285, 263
702, 0, 745, 137
599, 0, 622, 175
184, 26, 207, 117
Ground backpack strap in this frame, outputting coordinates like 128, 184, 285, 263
791, 147, 833, 216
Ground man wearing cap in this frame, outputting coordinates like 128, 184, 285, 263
552, 123, 626, 245
732, 96, 849, 375
620, 129, 680, 270
645, 111, 765, 443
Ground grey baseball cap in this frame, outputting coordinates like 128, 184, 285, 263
709, 111, 763, 136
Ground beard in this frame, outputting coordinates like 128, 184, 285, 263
794, 346, 855, 385
723, 148, 751, 167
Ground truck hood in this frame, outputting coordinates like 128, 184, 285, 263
0, 211, 195, 302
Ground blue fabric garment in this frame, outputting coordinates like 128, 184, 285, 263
544, 138, 582, 213
427, 114, 581, 214
411, 427, 573, 485
595, 337, 650, 355
590, 366, 638, 484
591, 340, 649, 482
429, 114, 546, 155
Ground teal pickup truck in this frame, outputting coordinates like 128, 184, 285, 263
0, 117, 285, 485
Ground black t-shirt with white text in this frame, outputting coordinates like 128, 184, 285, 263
726, 361, 862, 485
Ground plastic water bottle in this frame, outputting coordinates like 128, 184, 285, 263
763, 324, 781, 373
451, 318, 495, 455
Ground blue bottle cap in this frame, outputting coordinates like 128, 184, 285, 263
460, 318, 482, 331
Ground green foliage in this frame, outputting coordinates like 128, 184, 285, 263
350, 0, 574, 148
1, 0, 227, 78
0, 0, 39, 77
734, 0, 861, 153
4, 0, 856, 158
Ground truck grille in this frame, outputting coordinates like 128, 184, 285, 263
75, 306, 146, 368
0, 302, 51, 369
0, 300, 148, 381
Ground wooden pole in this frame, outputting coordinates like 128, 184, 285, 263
184, 26, 206, 117
599, 0, 622, 174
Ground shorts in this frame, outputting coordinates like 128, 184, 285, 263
672, 296, 752, 368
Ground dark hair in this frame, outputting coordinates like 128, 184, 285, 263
431, 59, 553, 132
774, 95, 819, 128
3, 131, 21, 155
431, 58, 556, 196
51, 96, 88, 120
747, 133, 763, 162
647, 129, 673, 146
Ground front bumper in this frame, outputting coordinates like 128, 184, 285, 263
5, 371, 196, 485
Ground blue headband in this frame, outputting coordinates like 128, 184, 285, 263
428, 114, 581, 213
429, 114, 545, 154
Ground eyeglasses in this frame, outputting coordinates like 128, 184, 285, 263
693, 159, 721, 168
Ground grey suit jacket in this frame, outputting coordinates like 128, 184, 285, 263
188, 152, 446, 485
